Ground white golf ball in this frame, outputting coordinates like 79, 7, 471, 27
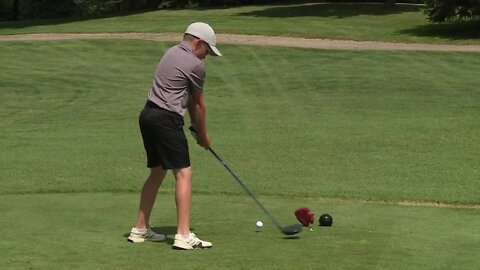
256, 220, 263, 229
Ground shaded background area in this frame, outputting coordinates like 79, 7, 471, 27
240, 2, 424, 18
1, 2, 478, 42
0, 0, 427, 21
398, 19, 480, 40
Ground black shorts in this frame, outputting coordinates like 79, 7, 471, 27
139, 101, 190, 169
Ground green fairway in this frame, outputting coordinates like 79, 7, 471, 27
1, 3, 479, 45
0, 193, 479, 270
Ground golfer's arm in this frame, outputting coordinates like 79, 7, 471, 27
189, 90, 207, 139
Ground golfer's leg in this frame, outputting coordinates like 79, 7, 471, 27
134, 165, 166, 229
173, 166, 192, 235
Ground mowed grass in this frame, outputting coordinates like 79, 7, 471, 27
1, 3, 480, 44
0, 40, 479, 269
0, 193, 479, 270
1, 40, 479, 204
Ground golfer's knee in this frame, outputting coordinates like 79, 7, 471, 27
174, 166, 192, 181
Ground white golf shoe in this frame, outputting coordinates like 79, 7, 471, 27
127, 227, 166, 243
173, 232, 212, 250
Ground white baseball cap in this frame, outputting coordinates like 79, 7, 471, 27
185, 22, 222, 56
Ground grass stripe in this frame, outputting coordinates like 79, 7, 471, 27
1, 40, 479, 203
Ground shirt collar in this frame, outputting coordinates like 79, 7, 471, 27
179, 42, 194, 53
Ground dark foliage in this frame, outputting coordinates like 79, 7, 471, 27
2, 0, 478, 23
425, 0, 480, 22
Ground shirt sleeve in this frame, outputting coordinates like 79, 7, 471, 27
189, 62, 205, 92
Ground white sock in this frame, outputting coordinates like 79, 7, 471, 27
179, 233, 191, 239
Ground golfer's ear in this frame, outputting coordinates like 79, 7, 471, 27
193, 38, 202, 49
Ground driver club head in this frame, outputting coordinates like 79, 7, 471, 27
282, 224, 303, 235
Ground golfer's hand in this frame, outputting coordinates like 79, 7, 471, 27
197, 134, 210, 150
189, 125, 198, 140
189, 125, 210, 150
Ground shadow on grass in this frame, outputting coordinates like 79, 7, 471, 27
1, 17, 69, 30
123, 226, 180, 245
238, 3, 424, 18
0, 9, 156, 30
397, 19, 480, 41
283, 236, 301, 240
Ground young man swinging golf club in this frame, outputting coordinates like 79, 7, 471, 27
127, 22, 221, 250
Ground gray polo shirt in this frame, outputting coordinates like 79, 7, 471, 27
147, 42, 205, 117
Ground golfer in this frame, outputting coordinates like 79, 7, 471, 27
127, 22, 221, 250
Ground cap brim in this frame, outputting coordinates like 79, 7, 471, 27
209, 45, 222, 56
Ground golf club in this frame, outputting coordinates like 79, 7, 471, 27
208, 147, 302, 236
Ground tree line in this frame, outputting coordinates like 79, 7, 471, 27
0, 0, 479, 22
0, 0, 270, 19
